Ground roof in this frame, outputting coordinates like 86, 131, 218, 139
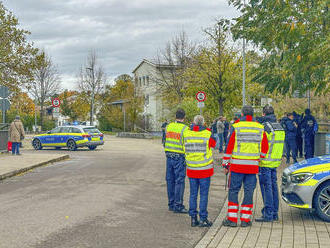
132, 59, 179, 74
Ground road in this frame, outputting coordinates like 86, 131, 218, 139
0, 136, 227, 248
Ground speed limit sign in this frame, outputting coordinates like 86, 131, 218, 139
52, 98, 61, 108
195, 91, 206, 102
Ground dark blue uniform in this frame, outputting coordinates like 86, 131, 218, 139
293, 112, 303, 158
283, 118, 298, 163
301, 113, 318, 159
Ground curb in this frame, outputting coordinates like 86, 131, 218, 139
0, 155, 70, 181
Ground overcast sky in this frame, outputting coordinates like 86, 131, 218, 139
3, 0, 238, 90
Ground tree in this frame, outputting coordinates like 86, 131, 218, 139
28, 51, 61, 130
229, 0, 329, 95
183, 20, 242, 116
154, 31, 196, 104
0, 2, 38, 90
77, 50, 107, 125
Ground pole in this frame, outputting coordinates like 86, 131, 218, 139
2, 102, 5, 123
200, 107, 202, 115
242, 0, 246, 106
123, 104, 126, 132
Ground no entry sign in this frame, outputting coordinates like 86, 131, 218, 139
52, 98, 61, 108
196, 91, 206, 102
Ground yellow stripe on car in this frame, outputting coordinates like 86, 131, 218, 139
288, 203, 310, 209
293, 163, 330, 174
298, 179, 319, 186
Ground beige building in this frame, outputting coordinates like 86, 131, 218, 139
132, 59, 171, 131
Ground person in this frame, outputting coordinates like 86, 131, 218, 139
164, 109, 188, 213
293, 111, 303, 158
284, 113, 298, 164
217, 117, 225, 153
211, 118, 219, 149
9, 115, 25, 155
301, 109, 318, 159
222, 105, 269, 227
255, 106, 285, 222
223, 117, 229, 145
183, 115, 216, 227
161, 119, 168, 147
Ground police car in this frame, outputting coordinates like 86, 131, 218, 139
282, 155, 330, 222
32, 125, 104, 151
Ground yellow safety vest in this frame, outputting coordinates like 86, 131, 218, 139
231, 121, 265, 166
164, 122, 187, 154
183, 129, 213, 170
260, 122, 285, 168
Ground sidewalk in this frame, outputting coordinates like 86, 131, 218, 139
196, 162, 330, 248
0, 152, 69, 180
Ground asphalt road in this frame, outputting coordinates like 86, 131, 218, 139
0, 136, 227, 248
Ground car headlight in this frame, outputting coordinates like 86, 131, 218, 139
290, 173, 313, 184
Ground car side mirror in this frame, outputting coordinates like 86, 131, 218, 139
47, 131, 51, 134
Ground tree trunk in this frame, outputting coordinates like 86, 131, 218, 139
218, 98, 224, 116
40, 102, 44, 131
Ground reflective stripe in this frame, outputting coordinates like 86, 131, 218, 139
231, 159, 259, 165
187, 157, 213, 165
179, 126, 187, 146
224, 153, 231, 158
186, 163, 213, 170
260, 152, 267, 157
273, 140, 284, 144
232, 152, 260, 157
165, 140, 180, 145
241, 207, 252, 211
238, 138, 261, 143
228, 206, 239, 210
236, 127, 264, 131
227, 212, 238, 217
241, 214, 251, 219
263, 158, 282, 162
164, 146, 183, 151
184, 137, 209, 141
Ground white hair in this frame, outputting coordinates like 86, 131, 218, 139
193, 115, 204, 126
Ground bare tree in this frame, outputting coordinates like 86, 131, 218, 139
153, 31, 196, 102
28, 51, 61, 130
77, 50, 107, 125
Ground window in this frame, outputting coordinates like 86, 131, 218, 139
83, 127, 101, 134
139, 77, 142, 87
146, 76, 149, 86
145, 94, 149, 105
50, 127, 61, 134
60, 127, 71, 133
71, 127, 81, 133
143, 76, 146, 86
135, 77, 138, 87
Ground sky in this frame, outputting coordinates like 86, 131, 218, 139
3, 0, 239, 90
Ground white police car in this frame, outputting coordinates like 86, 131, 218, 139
32, 125, 104, 151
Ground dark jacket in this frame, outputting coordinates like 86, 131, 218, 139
284, 119, 297, 140
301, 114, 318, 137
257, 114, 277, 124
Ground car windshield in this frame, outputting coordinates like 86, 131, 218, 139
83, 127, 101, 134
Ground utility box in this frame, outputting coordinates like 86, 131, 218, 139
314, 132, 330, 156
0, 129, 9, 151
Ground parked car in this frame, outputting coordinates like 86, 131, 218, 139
282, 155, 330, 222
32, 125, 104, 151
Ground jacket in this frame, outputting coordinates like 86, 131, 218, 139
284, 119, 297, 140
9, 120, 25, 143
222, 115, 269, 174
184, 124, 216, 178
301, 114, 318, 137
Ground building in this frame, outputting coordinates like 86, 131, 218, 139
132, 59, 173, 131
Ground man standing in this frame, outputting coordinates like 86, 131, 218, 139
255, 106, 285, 222
217, 117, 225, 153
161, 119, 168, 147
284, 113, 298, 164
301, 109, 318, 159
183, 115, 216, 227
223, 117, 229, 145
222, 106, 269, 227
9, 115, 25, 155
164, 109, 188, 213
293, 111, 303, 158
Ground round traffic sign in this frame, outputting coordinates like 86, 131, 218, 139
52, 98, 61, 108
196, 91, 206, 102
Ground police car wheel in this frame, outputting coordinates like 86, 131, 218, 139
33, 139, 42, 150
67, 140, 77, 151
313, 181, 330, 222
88, 146, 97, 150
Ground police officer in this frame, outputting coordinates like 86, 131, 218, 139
293, 111, 303, 158
301, 109, 318, 159
284, 113, 298, 164
255, 106, 285, 222
183, 115, 216, 227
164, 109, 188, 213
222, 106, 269, 227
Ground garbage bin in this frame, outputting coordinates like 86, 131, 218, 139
0, 129, 9, 151
314, 132, 330, 156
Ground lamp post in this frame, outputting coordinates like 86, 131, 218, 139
86, 67, 95, 126
242, 0, 247, 106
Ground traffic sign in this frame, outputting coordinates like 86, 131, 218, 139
197, 102, 205, 108
0, 98, 10, 111
196, 91, 206, 102
52, 98, 61, 108
0, 86, 10, 98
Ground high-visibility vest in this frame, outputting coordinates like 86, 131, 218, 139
260, 122, 285, 168
183, 129, 213, 170
231, 121, 265, 166
164, 122, 187, 154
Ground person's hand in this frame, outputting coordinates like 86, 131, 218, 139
223, 168, 229, 175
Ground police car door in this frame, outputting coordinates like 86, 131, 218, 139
59, 126, 71, 145
43, 126, 61, 146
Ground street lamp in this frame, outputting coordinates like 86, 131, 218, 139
86, 67, 95, 126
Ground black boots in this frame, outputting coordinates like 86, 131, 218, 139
199, 219, 213, 227
191, 216, 199, 227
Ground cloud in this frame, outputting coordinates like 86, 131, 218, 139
3, 0, 238, 89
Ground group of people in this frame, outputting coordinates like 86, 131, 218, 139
163, 104, 310, 227
278, 109, 318, 164
211, 116, 229, 153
